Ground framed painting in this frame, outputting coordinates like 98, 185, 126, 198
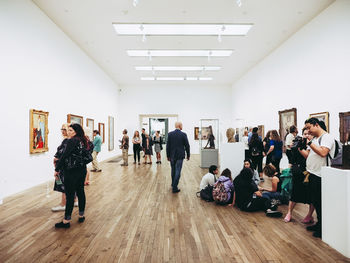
108, 116, 114, 151
279, 108, 297, 143
194, 127, 199, 140
309, 112, 329, 132
30, 109, 49, 154
99, 123, 105, 143
258, 125, 265, 138
201, 127, 210, 140
86, 118, 94, 140
67, 114, 83, 126
339, 111, 350, 143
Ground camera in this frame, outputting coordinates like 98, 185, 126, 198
291, 136, 307, 150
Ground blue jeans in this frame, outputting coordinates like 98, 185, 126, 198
170, 159, 183, 190
262, 191, 281, 200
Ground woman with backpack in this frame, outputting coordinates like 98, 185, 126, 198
54, 123, 91, 228
233, 168, 282, 217
249, 132, 264, 181
266, 130, 283, 175
212, 168, 234, 205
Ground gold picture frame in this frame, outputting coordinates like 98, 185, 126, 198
309, 112, 329, 132
279, 108, 297, 143
194, 127, 199, 140
67, 114, 83, 126
99, 123, 105, 143
30, 109, 49, 154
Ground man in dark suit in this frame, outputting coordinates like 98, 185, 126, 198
166, 122, 190, 193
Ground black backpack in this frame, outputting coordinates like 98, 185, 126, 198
251, 146, 261, 156
196, 174, 216, 202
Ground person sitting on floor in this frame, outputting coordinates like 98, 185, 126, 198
261, 164, 288, 204
233, 168, 282, 217
212, 168, 234, 206
243, 159, 260, 185
199, 165, 219, 190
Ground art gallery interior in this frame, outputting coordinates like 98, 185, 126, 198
1, 0, 350, 262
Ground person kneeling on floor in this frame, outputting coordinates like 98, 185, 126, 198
233, 168, 282, 217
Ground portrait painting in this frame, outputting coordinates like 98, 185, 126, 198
30, 109, 49, 154
108, 116, 114, 151
99, 123, 105, 143
67, 114, 83, 126
194, 127, 199, 140
86, 118, 94, 140
309, 112, 329, 133
201, 127, 210, 140
279, 108, 297, 143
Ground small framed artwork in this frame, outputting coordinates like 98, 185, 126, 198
99, 123, 105, 143
86, 118, 94, 140
279, 108, 297, 142
67, 114, 83, 126
309, 112, 329, 132
339, 111, 350, 143
194, 127, 199, 140
30, 109, 49, 154
108, 116, 114, 151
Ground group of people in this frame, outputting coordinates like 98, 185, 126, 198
119, 128, 164, 166
52, 123, 102, 228
200, 117, 336, 239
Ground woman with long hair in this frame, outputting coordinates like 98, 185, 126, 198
132, 130, 141, 165
153, 131, 163, 164
266, 130, 283, 175
248, 132, 264, 181
263, 130, 272, 166
52, 123, 78, 212
54, 123, 89, 228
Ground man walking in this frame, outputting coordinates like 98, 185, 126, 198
166, 122, 190, 193
91, 130, 102, 172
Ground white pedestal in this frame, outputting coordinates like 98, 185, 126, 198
200, 149, 219, 168
220, 143, 245, 179
322, 167, 350, 258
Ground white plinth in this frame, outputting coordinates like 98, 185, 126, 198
322, 167, 350, 258
220, 142, 245, 179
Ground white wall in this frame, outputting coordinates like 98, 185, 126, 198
118, 85, 233, 154
231, 0, 350, 138
0, 0, 120, 199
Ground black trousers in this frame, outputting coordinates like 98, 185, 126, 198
286, 149, 294, 164
271, 156, 282, 175
133, 144, 141, 162
309, 173, 321, 231
64, 166, 86, 220
251, 156, 263, 173
243, 196, 271, 212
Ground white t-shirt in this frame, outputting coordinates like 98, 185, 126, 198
242, 136, 249, 150
199, 172, 216, 190
285, 133, 295, 150
306, 133, 335, 177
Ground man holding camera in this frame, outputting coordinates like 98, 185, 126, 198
298, 118, 335, 238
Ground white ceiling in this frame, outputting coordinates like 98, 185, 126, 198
33, 0, 334, 86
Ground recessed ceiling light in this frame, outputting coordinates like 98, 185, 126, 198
141, 77, 213, 81
128, 50, 233, 57
113, 23, 252, 36
135, 66, 221, 71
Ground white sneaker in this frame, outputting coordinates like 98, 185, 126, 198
74, 201, 78, 207
51, 205, 66, 212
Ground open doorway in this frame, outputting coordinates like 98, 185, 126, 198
139, 114, 178, 145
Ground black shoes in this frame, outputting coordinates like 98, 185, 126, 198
306, 224, 320, 232
265, 210, 282, 218
172, 188, 180, 193
55, 221, 70, 228
78, 216, 85, 223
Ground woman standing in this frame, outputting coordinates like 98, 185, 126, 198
144, 133, 153, 164
263, 130, 272, 165
52, 123, 78, 211
153, 131, 163, 164
248, 133, 264, 181
54, 123, 90, 228
242, 130, 250, 160
132, 131, 141, 165
266, 130, 283, 175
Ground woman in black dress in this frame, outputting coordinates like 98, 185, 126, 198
284, 128, 315, 223
248, 133, 264, 181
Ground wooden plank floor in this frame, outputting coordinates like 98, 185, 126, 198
0, 154, 349, 263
